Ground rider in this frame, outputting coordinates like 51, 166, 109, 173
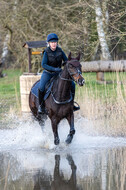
38, 33, 80, 114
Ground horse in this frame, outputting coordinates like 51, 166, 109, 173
29, 52, 85, 145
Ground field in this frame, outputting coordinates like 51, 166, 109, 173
0, 69, 126, 135
76, 72, 126, 136
0, 69, 22, 120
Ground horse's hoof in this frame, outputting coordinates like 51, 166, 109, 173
54, 137, 60, 145
70, 129, 75, 135
65, 134, 73, 144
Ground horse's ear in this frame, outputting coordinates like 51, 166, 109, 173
68, 52, 72, 60
76, 52, 81, 61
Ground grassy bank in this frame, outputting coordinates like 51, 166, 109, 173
0, 69, 126, 135
0, 69, 22, 119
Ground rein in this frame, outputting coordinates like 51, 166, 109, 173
50, 60, 81, 105
59, 72, 73, 81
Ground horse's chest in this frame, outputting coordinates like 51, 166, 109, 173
45, 99, 73, 119
56, 105, 72, 118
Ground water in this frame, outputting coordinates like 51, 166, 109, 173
0, 114, 126, 190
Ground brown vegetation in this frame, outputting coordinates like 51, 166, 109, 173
0, 0, 125, 71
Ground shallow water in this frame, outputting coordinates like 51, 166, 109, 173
0, 115, 126, 190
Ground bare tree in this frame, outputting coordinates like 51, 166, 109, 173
0, 0, 125, 70
94, 0, 112, 60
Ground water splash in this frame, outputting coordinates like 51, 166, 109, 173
0, 114, 126, 190
0, 114, 126, 153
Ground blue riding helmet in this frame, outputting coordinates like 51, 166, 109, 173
47, 33, 59, 42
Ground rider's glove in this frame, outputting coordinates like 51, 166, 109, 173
55, 68, 62, 73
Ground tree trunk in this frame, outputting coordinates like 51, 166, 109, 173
94, 0, 111, 60
94, 0, 112, 81
1, 34, 10, 67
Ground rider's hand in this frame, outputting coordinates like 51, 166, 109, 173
55, 68, 62, 73
62, 61, 67, 66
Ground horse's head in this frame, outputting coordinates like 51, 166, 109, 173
67, 52, 85, 86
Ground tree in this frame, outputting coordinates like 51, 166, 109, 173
0, 0, 125, 71
94, 0, 112, 60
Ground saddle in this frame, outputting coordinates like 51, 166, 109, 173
31, 75, 58, 101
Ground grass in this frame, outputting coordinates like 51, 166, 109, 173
0, 69, 22, 120
0, 69, 126, 136
76, 72, 126, 136
76, 72, 126, 100
0, 69, 22, 97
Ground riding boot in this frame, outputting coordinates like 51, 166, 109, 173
72, 92, 80, 112
38, 89, 45, 114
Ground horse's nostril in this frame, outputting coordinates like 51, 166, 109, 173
78, 78, 85, 86
78, 80, 83, 86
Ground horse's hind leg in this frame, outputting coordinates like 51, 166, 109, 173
66, 113, 75, 144
51, 119, 60, 145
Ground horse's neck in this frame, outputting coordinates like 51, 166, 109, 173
53, 67, 72, 100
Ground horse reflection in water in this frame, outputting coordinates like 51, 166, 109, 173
33, 154, 82, 190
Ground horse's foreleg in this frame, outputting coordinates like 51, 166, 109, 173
66, 113, 75, 144
66, 154, 77, 185
51, 119, 60, 145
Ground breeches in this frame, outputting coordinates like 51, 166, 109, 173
39, 70, 75, 94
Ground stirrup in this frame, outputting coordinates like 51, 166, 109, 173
73, 102, 80, 112
38, 105, 45, 114
38, 105, 42, 114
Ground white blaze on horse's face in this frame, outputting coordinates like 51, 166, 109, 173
68, 62, 85, 86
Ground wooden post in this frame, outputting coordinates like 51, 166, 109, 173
28, 48, 31, 73
96, 61, 104, 81
96, 72, 104, 81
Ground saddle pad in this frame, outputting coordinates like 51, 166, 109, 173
31, 80, 40, 98
31, 80, 53, 100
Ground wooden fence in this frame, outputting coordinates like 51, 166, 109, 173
81, 60, 126, 81
81, 60, 126, 72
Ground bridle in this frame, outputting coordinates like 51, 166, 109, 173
59, 60, 82, 82
51, 59, 84, 105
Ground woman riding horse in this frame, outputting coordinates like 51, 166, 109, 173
38, 33, 80, 114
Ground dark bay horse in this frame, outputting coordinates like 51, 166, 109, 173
29, 52, 84, 145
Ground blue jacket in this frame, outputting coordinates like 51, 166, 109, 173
42, 47, 68, 72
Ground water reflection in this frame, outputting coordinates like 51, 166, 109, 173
0, 147, 126, 190
33, 154, 80, 190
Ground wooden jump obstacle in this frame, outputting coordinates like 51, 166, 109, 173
20, 40, 47, 112
81, 60, 126, 81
